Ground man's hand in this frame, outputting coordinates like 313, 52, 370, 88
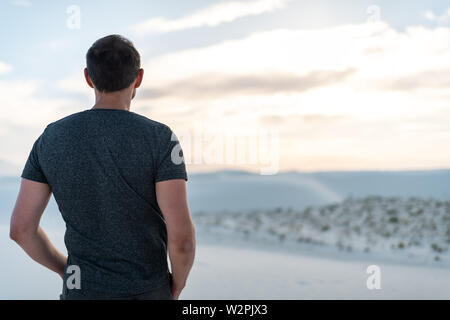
58, 256, 68, 279
169, 272, 185, 300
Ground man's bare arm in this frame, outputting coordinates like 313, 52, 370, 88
156, 179, 196, 300
9, 178, 67, 278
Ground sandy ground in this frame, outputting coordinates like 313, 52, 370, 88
183, 243, 450, 299
1, 226, 449, 299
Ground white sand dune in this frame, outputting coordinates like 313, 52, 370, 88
192, 196, 450, 267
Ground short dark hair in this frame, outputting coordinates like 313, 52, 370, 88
86, 35, 141, 92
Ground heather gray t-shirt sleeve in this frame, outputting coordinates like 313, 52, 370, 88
155, 127, 187, 183
21, 133, 48, 184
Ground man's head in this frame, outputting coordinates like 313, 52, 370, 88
85, 35, 143, 97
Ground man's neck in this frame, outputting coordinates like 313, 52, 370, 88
92, 89, 133, 111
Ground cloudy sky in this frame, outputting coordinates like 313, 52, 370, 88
1, 0, 450, 174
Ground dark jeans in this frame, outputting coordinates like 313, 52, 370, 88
60, 274, 174, 300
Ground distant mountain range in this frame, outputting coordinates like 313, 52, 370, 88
187, 169, 450, 212
1, 169, 450, 220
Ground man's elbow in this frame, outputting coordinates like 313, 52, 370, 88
9, 224, 31, 243
171, 227, 196, 254
10, 227, 22, 242
173, 240, 195, 254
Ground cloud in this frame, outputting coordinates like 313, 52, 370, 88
259, 113, 348, 127
0, 62, 12, 75
132, 0, 289, 35
0, 80, 80, 127
33, 21, 450, 171
139, 22, 450, 106
57, 72, 91, 97
141, 69, 356, 100
140, 23, 391, 87
129, 21, 450, 171
11, 0, 32, 7
0, 79, 83, 167
0, 80, 79, 129
424, 8, 450, 24
380, 69, 450, 91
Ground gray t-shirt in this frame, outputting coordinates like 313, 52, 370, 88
21, 108, 187, 296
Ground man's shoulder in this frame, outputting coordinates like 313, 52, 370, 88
44, 109, 172, 134
45, 110, 87, 131
129, 111, 171, 131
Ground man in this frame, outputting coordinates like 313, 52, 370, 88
9, 35, 196, 300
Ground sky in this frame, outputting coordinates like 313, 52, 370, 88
1, 0, 450, 174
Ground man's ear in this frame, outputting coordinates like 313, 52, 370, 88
84, 68, 94, 89
134, 69, 144, 89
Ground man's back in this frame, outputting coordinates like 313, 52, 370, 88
21, 108, 187, 296
11, 34, 195, 300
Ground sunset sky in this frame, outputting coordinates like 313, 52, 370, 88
1, 0, 450, 174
